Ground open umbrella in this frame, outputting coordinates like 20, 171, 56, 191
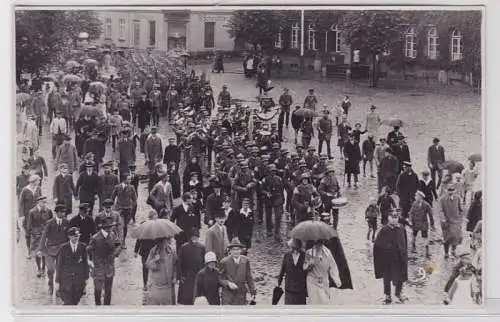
78, 105, 100, 118
468, 153, 482, 163
62, 74, 82, 84
84, 58, 99, 66
65, 60, 80, 70
382, 118, 405, 127
294, 107, 318, 119
291, 220, 338, 242
443, 160, 465, 174
132, 218, 182, 240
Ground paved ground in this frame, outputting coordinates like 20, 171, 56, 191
14, 62, 481, 307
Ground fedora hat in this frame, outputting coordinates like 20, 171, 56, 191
67, 227, 81, 237
54, 203, 67, 213
228, 237, 245, 249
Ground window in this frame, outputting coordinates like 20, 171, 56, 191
274, 28, 283, 49
427, 27, 438, 59
308, 23, 316, 50
204, 22, 215, 48
451, 29, 463, 61
330, 24, 341, 52
291, 22, 299, 49
404, 27, 417, 58
133, 20, 140, 47
118, 18, 126, 40
149, 20, 156, 46
104, 18, 112, 39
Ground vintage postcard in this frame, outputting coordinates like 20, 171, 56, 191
13, 3, 484, 311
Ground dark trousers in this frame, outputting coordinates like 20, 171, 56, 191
36, 117, 43, 136
152, 109, 160, 127
399, 197, 412, 218
35, 255, 46, 271
265, 204, 283, 236
61, 283, 85, 305
318, 136, 332, 158
284, 291, 307, 305
431, 167, 443, 189
346, 173, 358, 184
323, 204, 339, 230
119, 208, 132, 242
111, 134, 118, 152
444, 242, 457, 255
383, 278, 403, 297
94, 276, 113, 305
141, 255, 149, 287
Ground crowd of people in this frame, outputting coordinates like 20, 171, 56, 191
15, 45, 483, 307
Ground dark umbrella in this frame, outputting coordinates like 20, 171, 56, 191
291, 220, 338, 241
272, 286, 284, 305
468, 153, 482, 163
443, 160, 465, 174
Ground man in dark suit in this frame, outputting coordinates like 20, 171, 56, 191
76, 161, 101, 216
86, 217, 122, 305
205, 182, 224, 226
171, 192, 200, 251
277, 239, 307, 304
427, 137, 446, 189
387, 126, 404, 150
163, 137, 181, 169
36, 203, 69, 295
56, 227, 89, 305
69, 203, 96, 245
52, 163, 75, 216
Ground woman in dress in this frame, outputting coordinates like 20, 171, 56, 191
145, 237, 177, 305
303, 240, 340, 304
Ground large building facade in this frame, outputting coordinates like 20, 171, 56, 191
95, 10, 235, 53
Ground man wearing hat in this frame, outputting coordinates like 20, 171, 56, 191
373, 208, 409, 304
343, 134, 362, 188
233, 160, 257, 210
116, 128, 136, 179
76, 161, 101, 216
387, 125, 404, 150
99, 161, 119, 210
26, 196, 53, 277
205, 208, 230, 261
177, 228, 206, 305
419, 170, 438, 207
318, 164, 341, 229
149, 84, 162, 127
18, 174, 42, 256
438, 185, 464, 259
303, 88, 318, 111
86, 216, 122, 305
96, 198, 123, 242
312, 154, 328, 182
36, 203, 69, 295
219, 238, 256, 305
145, 126, 164, 173
205, 182, 224, 226
55, 133, 78, 174
52, 163, 75, 216
379, 146, 400, 194
395, 161, 420, 219
278, 88, 293, 137
194, 251, 222, 305
262, 164, 285, 241
364, 105, 381, 139
16, 164, 31, 197
393, 137, 411, 172
362, 135, 377, 178
55, 227, 89, 305
163, 138, 181, 170
82, 130, 104, 165
409, 190, 435, 257
427, 137, 446, 189
217, 84, 231, 109
69, 203, 96, 245
292, 173, 317, 223
135, 92, 153, 133
171, 192, 199, 252
317, 109, 334, 159
304, 147, 319, 170
112, 174, 138, 246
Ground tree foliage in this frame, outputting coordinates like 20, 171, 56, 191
226, 10, 288, 52
16, 10, 102, 78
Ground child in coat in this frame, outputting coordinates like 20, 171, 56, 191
365, 197, 380, 241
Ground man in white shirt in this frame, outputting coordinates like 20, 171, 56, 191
50, 111, 68, 159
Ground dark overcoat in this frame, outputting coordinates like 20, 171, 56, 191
56, 242, 89, 294
177, 241, 206, 305
373, 225, 408, 284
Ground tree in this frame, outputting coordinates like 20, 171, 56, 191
226, 10, 288, 52
16, 10, 102, 81
341, 11, 410, 87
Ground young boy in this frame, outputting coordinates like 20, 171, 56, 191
377, 186, 396, 225
365, 197, 380, 241
351, 122, 367, 145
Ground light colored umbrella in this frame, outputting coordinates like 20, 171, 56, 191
132, 218, 182, 240
291, 220, 338, 242
83, 58, 99, 66
62, 74, 82, 84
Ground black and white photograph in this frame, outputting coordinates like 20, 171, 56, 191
13, 5, 484, 308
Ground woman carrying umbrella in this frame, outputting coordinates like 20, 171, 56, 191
133, 217, 182, 305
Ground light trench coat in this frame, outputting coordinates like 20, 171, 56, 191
304, 245, 339, 305
365, 111, 381, 139
146, 242, 177, 305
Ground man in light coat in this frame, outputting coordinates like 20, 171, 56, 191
149, 172, 174, 219
438, 185, 464, 259
144, 126, 163, 173
204, 210, 230, 261
219, 238, 256, 305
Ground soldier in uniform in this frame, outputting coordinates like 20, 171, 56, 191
217, 85, 231, 109
36, 203, 69, 295
312, 154, 328, 186
317, 165, 342, 229
292, 173, 318, 224
95, 199, 123, 244
304, 147, 319, 170
26, 196, 53, 277
149, 84, 162, 127
262, 164, 285, 241
232, 160, 257, 211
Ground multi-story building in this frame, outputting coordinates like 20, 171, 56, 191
95, 10, 235, 53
